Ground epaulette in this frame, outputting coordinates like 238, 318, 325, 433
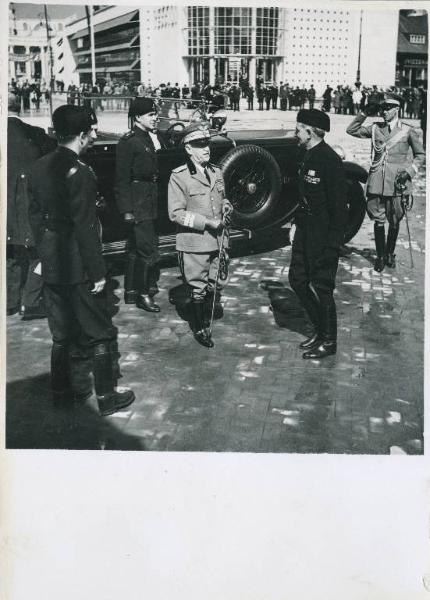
121, 130, 135, 140
172, 164, 187, 173
66, 165, 79, 178
78, 159, 96, 176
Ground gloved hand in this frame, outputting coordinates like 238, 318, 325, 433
363, 103, 379, 117
206, 218, 224, 232
395, 170, 410, 186
222, 200, 234, 226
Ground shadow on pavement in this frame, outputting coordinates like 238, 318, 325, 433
260, 279, 310, 336
6, 373, 145, 451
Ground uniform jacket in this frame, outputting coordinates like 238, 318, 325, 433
28, 146, 106, 285
7, 116, 56, 246
115, 126, 164, 222
168, 160, 229, 252
297, 140, 348, 252
346, 113, 425, 196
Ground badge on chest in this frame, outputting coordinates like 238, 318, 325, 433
303, 169, 321, 184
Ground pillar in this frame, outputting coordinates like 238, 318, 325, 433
25, 46, 31, 80
209, 57, 215, 85
249, 56, 256, 87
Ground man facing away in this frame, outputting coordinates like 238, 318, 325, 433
346, 92, 425, 271
28, 105, 135, 416
289, 109, 348, 359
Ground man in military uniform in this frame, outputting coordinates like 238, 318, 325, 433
28, 105, 135, 416
168, 123, 233, 348
289, 109, 348, 359
115, 97, 164, 312
7, 92, 56, 318
347, 92, 425, 271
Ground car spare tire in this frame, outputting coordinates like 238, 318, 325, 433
344, 180, 366, 244
218, 144, 282, 229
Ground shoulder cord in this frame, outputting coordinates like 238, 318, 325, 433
370, 123, 387, 173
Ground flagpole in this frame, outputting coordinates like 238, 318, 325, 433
85, 5, 96, 87
43, 4, 53, 117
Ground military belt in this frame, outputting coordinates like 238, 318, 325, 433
132, 175, 159, 184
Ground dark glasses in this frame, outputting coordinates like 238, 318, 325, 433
189, 138, 210, 148
380, 104, 398, 111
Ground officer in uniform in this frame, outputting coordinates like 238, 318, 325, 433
115, 97, 164, 312
347, 92, 425, 271
168, 123, 233, 348
28, 105, 135, 416
289, 109, 348, 359
7, 92, 56, 318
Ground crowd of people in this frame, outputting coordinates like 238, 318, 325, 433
9, 76, 427, 123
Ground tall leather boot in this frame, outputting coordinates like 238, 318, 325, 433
374, 223, 386, 272
124, 252, 137, 304
298, 288, 322, 350
93, 343, 135, 416
303, 302, 337, 359
385, 224, 399, 268
51, 342, 72, 404
135, 260, 160, 313
192, 299, 214, 348
69, 344, 93, 404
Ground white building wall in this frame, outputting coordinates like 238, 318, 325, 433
150, 6, 188, 87
282, 7, 361, 95
359, 9, 398, 88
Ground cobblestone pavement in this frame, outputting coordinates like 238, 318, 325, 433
5, 110, 426, 453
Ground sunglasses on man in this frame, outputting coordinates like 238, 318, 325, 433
380, 103, 399, 112
188, 138, 211, 148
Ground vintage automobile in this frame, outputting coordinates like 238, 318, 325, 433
83, 97, 368, 260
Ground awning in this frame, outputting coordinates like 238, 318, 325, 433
70, 10, 139, 41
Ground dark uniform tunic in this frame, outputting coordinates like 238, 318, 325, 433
115, 126, 164, 295
7, 116, 56, 313
28, 146, 116, 347
288, 140, 347, 326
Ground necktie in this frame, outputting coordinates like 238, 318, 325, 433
204, 167, 211, 184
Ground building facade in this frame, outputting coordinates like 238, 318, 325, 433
396, 9, 428, 88
16, 5, 420, 94
8, 6, 71, 84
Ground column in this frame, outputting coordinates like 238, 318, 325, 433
249, 56, 256, 86
41, 46, 46, 81
209, 57, 215, 85
251, 6, 257, 87
188, 59, 193, 86
25, 46, 31, 80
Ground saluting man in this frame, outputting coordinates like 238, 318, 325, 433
289, 109, 348, 360
115, 97, 164, 312
347, 92, 425, 271
168, 123, 233, 348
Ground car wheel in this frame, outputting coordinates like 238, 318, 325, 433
344, 180, 366, 244
218, 144, 282, 229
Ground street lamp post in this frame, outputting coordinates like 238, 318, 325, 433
355, 9, 363, 88
43, 4, 54, 116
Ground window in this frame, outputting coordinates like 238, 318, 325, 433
410, 34, 426, 44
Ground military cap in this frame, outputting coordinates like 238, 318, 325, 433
380, 92, 402, 107
181, 122, 210, 144
8, 92, 21, 113
297, 108, 330, 132
53, 105, 93, 137
128, 97, 156, 118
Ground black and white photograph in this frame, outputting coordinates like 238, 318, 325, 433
1, 2, 430, 598
4, 1, 427, 453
